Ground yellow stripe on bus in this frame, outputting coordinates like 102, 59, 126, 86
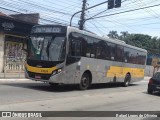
26, 64, 57, 74
106, 66, 144, 78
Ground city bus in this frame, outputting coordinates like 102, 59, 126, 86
25, 25, 147, 90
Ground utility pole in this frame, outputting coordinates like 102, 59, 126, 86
70, 1, 108, 27
79, 0, 87, 30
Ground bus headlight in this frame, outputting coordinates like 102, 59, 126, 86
57, 69, 62, 73
52, 68, 62, 76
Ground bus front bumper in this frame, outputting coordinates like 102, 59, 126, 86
25, 70, 64, 83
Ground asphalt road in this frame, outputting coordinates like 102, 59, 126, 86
0, 77, 160, 120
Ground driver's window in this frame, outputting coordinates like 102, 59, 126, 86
69, 33, 81, 57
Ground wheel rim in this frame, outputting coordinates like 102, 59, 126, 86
125, 75, 131, 85
126, 80, 129, 85
81, 77, 89, 88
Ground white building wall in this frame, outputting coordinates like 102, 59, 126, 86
145, 65, 154, 77
0, 34, 4, 73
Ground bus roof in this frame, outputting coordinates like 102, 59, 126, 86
67, 26, 147, 53
31, 25, 147, 53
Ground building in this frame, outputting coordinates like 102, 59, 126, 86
146, 54, 160, 65
0, 13, 38, 74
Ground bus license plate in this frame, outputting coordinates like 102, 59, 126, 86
35, 75, 41, 79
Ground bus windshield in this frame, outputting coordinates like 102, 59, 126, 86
28, 35, 66, 61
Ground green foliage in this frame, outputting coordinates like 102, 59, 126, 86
107, 31, 119, 39
107, 31, 160, 54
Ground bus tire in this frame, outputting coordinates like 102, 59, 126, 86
123, 74, 131, 87
147, 88, 153, 94
79, 73, 90, 90
49, 83, 59, 87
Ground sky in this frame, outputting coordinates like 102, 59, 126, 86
1, 0, 160, 37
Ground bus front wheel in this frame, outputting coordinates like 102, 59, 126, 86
49, 83, 59, 87
79, 73, 90, 90
123, 74, 131, 87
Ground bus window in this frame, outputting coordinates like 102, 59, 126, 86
85, 37, 95, 58
136, 51, 140, 64
69, 33, 81, 57
128, 49, 134, 64
116, 45, 124, 62
138, 51, 146, 65
128, 49, 139, 64
95, 39, 106, 59
133, 50, 138, 64
108, 43, 116, 61
71, 40, 81, 56
142, 52, 146, 65
105, 42, 110, 60
124, 47, 130, 63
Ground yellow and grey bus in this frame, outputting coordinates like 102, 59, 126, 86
25, 25, 147, 90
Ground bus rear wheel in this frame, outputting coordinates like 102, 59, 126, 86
79, 73, 90, 90
123, 74, 131, 87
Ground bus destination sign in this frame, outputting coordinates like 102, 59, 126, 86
31, 26, 66, 33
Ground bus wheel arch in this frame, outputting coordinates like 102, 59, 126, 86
123, 72, 131, 87
79, 70, 92, 90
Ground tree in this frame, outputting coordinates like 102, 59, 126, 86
107, 31, 119, 39
119, 31, 129, 40
107, 31, 160, 54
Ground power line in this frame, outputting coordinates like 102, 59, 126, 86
70, 0, 109, 26
0, 0, 79, 25
0, 0, 82, 26
3, 0, 79, 17
88, 0, 158, 18
16, 0, 73, 16
26, 0, 81, 14
0, 6, 68, 25
86, 21, 160, 28
138, 0, 160, 19
90, 3, 160, 20
85, 0, 130, 22
0, 4, 70, 25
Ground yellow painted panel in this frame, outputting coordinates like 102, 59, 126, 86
26, 64, 57, 74
106, 66, 144, 78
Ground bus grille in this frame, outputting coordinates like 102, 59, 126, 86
28, 71, 51, 80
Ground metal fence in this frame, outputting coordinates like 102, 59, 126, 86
0, 56, 25, 78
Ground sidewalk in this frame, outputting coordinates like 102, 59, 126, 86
0, 73, 25, 79
144, 76, 151, 80
0, 72, 29, 81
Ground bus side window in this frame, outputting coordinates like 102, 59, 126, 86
124, 47, 129, 63
95, 40, 103, 59
105, 42, 110, 60
142, 52, 146, 65
132, 50, 137, 64
128, 49, 134, 64
69, 33, 81, 57
85, 36, 95, 58
108, 43, 115, 61
116, 45, 124, 62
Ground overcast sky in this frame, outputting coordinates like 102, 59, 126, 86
1, 0, 160, 37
